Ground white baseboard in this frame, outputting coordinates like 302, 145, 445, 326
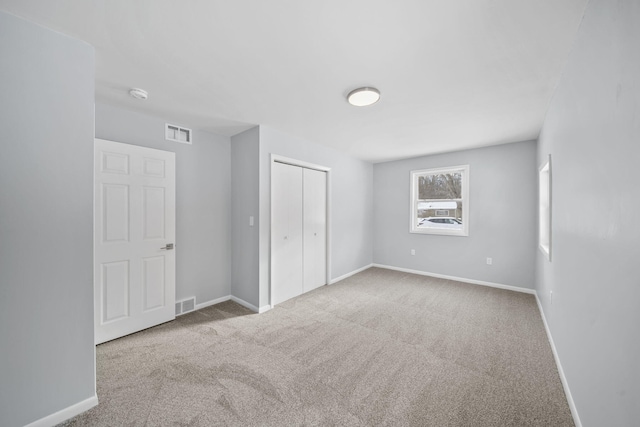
194, 295, 270, 314
329, 263, 374, 284
194, 295, 231, 311
372, 263, 536, 295
230, 296, 260, 313
534, 293, 582, 427
258, 304, 272, 313
371, 263, 579, 425
24, 395, 98, 427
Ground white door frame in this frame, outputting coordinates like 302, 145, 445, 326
269, 154, 331, 308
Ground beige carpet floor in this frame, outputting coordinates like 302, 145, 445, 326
60, 267, 574, 426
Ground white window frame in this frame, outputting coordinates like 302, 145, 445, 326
539, 155, 551, 261
410, 165, 469, 236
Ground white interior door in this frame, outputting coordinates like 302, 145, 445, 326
271, 162, 303, 305
303, 168, 327, 292
94, 139, 176, 344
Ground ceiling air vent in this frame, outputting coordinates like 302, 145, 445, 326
165, 123, 192, 144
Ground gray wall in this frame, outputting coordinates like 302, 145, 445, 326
373, 141, 537, 289
258, 126, 374, 308
536, 0, 640, 425
230, 127, 260, 306
0, 12, 96, 426
96, 103, 231, 305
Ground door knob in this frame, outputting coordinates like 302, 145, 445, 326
161, 243, 174, 250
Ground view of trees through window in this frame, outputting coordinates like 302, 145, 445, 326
412, 168, 467, 234
418, 172, 462, 199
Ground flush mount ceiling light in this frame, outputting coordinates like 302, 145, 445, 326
128, 88, 148, 100
347, 87, 380, 106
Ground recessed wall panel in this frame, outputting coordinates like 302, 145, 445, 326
101, 261, 129, 323
143, 158, 165, 177
103, 184, 129, 242
143, 187, 165, 239
101, 151, 129, 174
143, 256, 165, 311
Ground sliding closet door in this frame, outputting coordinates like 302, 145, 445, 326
303, 168, 327, 292
271, 162, 303, 305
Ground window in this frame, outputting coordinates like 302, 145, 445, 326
539, 156, 551, 260
410, 165, 469, 236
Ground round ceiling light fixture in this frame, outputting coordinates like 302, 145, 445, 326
128, 88, 148, 100
347, 87, 380, 107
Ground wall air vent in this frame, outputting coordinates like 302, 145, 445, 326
176, 297, 196, 316
182, 297, 195, 313
165, 123, 192, 144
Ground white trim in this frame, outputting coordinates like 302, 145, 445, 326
258, 304, 272, 313
538, 155, 552, 261
92, 319, 97, 412
370, 264, 579, 424
91, 125, 98, 411
194, 295, 231, 311
193, 295, 270, 314
325, 170, 332, 289
534, 293, 582, 427
372, 263, 535, 294
329, 263, 373, 284
24, 395, 98, 427
230, 296, 260, 313
271, 154, 331, 172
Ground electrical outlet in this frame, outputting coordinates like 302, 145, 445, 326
550, 290, 553, 305
486, 257, 492, 265
411, 249, 416, 256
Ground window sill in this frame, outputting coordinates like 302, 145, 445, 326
410, 228, 469, 237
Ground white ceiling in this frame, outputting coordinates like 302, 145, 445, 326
1, 0, 588, 163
